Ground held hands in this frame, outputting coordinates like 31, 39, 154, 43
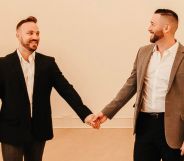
85, 114, 101, 129
180, 142, 184, 156
94, 112, 108, 124
85, 112, 108, 129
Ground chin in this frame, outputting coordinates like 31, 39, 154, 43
29, 48, 37, 52
30, 46, 38, 51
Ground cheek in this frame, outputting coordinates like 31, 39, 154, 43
23, 37, 31, 42
155, 29, 164, 36
149, 26, 157, 33
156, 25, 163, 32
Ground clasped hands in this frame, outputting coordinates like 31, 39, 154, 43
85, 112, 107, 129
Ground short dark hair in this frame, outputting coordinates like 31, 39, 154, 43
16, 16, 37, 30
154, 9, 178, 22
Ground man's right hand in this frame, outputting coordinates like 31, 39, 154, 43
93, 112, 108, 125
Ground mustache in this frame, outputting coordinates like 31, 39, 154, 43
30, 40, 39, 43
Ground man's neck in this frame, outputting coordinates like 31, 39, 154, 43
156, 37, 176, 55
18, 47, 33, 62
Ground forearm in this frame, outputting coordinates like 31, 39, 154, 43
102, 83, 136, 119
102, 52, 138, 119
51, 59, 93, 122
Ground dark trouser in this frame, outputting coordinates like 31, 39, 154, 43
1, 140, 45, 161
134, 112, 184, 161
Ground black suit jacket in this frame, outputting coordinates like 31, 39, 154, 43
0, 51, 92, 145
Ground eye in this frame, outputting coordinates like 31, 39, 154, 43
27, 32, 33, 35
150, 21, 155, 27
36, 32, 40, 36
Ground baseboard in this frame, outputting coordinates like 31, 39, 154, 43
53, 117, 133, 128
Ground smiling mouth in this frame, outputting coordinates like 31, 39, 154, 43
31, 42, 38, 46
150, 33, 155, 37
31, 41, 37, 43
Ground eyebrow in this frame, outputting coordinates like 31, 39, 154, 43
26, 30, 40, 33
150, 21, 155, 25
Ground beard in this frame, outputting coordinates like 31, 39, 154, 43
20, 38, 39, 52
150, 30, 164, 43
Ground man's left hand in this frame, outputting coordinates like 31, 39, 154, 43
85, 114, 100, 129
180, 141, 184, 155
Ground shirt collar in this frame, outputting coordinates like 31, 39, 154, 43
17, 49, 36, 63
153, 41, 179, 54
167, 41, 179, 54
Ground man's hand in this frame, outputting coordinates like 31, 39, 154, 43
93, 112, 108, 124
85, 114, 100, 129
180, 141, 184, 155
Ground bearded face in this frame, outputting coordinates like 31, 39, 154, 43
148, 14, 166, 43
150, 30, 164, 43
17, 22, 40, 52
19, 35, 39, 52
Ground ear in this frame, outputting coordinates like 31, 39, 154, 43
16, 32, 19, 38
16, 28, 22, 38
163, 24, 171, 34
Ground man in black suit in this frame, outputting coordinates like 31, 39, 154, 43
0, 16, 99, 161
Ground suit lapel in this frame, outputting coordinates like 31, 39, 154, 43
10, 51, 30, 102
32, 53, 42, 100
10, 51, 43, 104
139, 44, 155, 91
167, 43, 184, 92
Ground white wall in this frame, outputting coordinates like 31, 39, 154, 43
0, 0, 184, 128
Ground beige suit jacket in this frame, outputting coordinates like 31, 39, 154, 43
102, 43, 184, 149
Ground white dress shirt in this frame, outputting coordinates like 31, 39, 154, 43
142, 42, 179, 112
17, 49, 35, 116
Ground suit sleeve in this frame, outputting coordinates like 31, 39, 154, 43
0, 58, 3, 99
101, 51, 139, 119
50, 58, 93, 122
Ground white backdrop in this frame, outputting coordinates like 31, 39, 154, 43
0, 0, 184, 127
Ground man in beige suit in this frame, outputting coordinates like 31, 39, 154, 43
94, 9, 184, 161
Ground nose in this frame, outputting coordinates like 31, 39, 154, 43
32, 33, 39, 40
148, 25, 151, 32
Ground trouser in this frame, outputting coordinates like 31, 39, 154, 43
1, 140, 45, 161
134, 112, 184, 161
